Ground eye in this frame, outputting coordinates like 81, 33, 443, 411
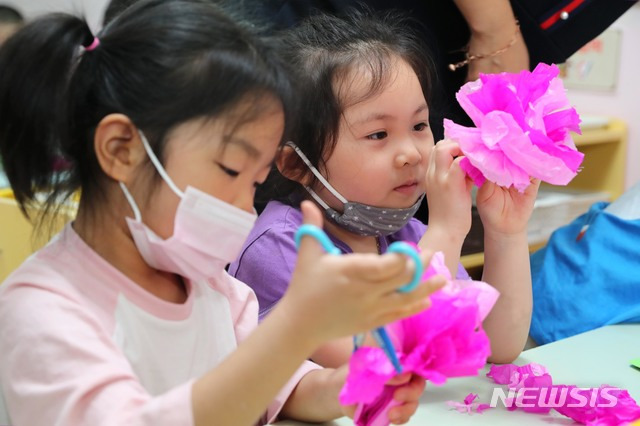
217, 163, 239, 177
366, 131, 388, 140
414, 122, 429, 131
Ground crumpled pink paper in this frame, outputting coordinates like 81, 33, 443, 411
444, 63, 584, 192
339, 252, 499, 426
555, 385, 640, 426
447, 393, 492, 415
487, 363, 554, 413
487, 363, 640, 424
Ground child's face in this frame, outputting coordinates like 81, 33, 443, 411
316, 58, 433, 210
142, 102, 283, 239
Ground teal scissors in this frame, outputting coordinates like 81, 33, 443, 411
294, 224, 424, 373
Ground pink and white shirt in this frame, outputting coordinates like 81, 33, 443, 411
0, 224, 317, 425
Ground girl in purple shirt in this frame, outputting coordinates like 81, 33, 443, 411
230, 9, 539, 367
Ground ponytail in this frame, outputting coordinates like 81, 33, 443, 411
0, 14, 93, 217
1, 0, 296, 224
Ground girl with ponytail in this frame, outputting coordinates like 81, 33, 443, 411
0, 1, 439, 424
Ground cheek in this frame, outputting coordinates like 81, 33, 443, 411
421, 141, 435, 164
141, 183, 182, 239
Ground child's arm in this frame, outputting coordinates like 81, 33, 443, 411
476, 180, 539, 363
280, 366, 426, 424
419, 140, 473, 277
194, 202, 441, 425
0, 203, 443, 426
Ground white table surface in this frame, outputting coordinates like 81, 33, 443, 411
273, 324, 640, 425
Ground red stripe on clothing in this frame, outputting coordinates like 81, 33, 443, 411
540, 0, 585, 30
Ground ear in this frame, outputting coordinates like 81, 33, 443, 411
94, 114, 146, 184
276, 144, 312, 185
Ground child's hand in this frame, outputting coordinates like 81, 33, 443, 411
424, 140, 473, 242
341, 372, 426, 424
280, 201, 445, 347
476, 178, 540, 237
385, 373, 426, 424
420, 139, 473, 276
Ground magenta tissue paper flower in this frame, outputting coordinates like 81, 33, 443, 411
339, 252, 499, 426
444, 63, 584, 192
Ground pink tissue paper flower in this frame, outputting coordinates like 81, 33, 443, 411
487, 363, 640, 424
444, 63, 584, 192
339, 252, 500, 426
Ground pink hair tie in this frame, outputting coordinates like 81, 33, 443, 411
84, 37, 100, 52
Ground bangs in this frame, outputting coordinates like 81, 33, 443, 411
333, 45, 398, 110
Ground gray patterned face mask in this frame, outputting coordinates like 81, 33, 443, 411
287, 142, 424, 236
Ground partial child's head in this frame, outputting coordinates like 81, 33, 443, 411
0, 0, 292, 234
0, 5, 23, 45
265, 9, 436, 215
102, 0, 140, 25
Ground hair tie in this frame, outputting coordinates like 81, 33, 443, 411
84, 37, 100, 52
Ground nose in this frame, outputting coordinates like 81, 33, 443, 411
394, 138, 423, 168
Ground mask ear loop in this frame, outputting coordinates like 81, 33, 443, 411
119, 182, 142, 222
285, 141, 348, 204
138, 131, 185, 199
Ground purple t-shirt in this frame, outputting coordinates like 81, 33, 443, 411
229, 200, 470, 320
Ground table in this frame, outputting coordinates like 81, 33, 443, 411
273, 324, 640, 425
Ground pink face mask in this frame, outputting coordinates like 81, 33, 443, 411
119, 132, 256, 281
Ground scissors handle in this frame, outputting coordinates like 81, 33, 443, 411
295, 225, 421, 374
387, 241, 424, 293
294, 224, 341, 255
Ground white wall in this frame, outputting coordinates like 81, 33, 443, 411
567, 3, 640, 190
7, 0, 109, 30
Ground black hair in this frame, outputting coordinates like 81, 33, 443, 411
257, 8, 436, 207
0, 0, 294, 224
102, 0, 139, 25
0, 5, 23, 24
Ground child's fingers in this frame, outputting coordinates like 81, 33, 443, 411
388, 401, 419, 425
393, 375, 426, 402
341, 404, 357, 419
376, 277, 444, 323
295, 200, 329, 262
387, 376, 426, 424
300, 200, 324, 227
385, 372, 412, 386
345, 252, 407, 282
432, 141, 463, 171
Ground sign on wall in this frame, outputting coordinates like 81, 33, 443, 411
560, 29, 622, 92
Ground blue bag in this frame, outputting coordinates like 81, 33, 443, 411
530, 201, 640, 344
